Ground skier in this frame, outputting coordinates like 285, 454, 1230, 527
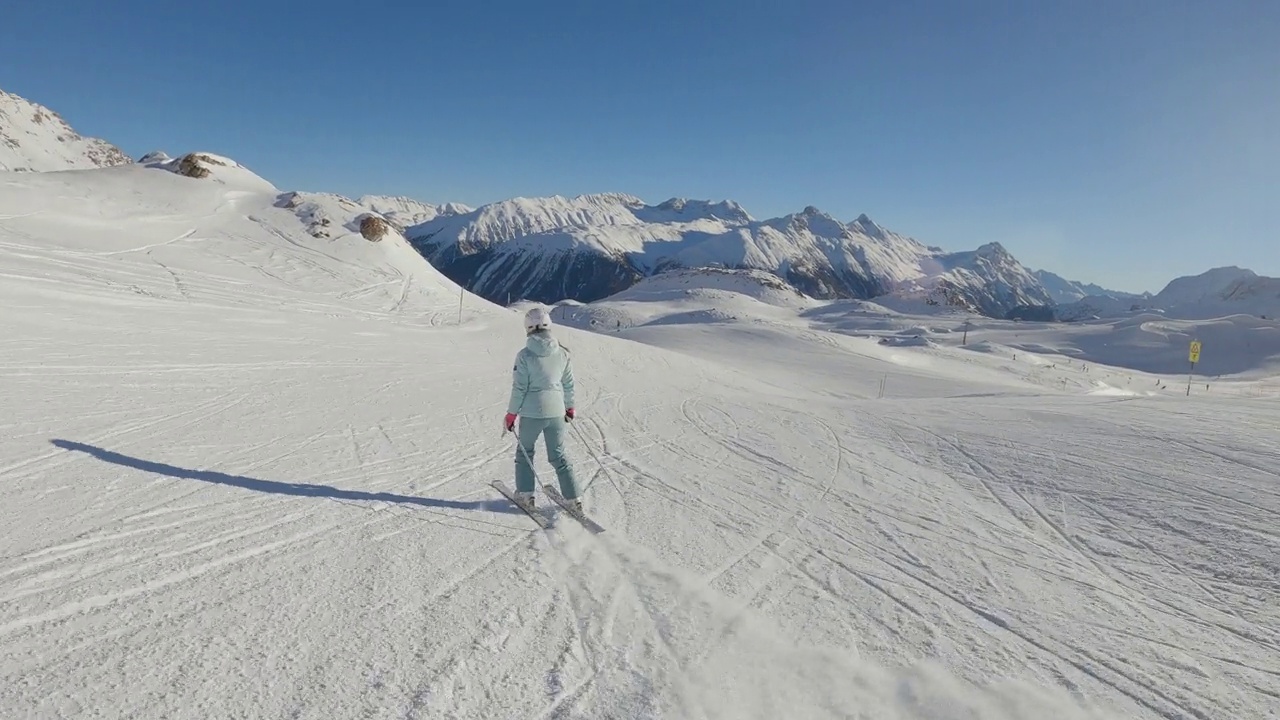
504, 307, 580, 511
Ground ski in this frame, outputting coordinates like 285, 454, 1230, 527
491, 480, 553, 530
542, 484, 605, 534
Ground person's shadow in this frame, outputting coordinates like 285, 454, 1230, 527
50, 439, 518, 515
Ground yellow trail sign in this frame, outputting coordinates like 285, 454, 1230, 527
1189, 341, 1202, 363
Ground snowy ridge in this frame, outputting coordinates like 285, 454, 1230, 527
1034, 269, 1146, 305
1155, 266, 1260, 306
149, 151, 279, 193
408, 194, 1055, 318
1059, 266, 1280, 321
0, 88, 132, 172
356, 195, 472, 229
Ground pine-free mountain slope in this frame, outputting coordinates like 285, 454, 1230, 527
0, 158, 467, 322
4, 158, 1278, 719
357, 194, 473, 229
407, 193, 1056, 318
1059, 266, 1280, 321
1033, 269, 1147, 305
0, 88, 132, 172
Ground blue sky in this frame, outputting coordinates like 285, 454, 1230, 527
3, 0, 1276, 293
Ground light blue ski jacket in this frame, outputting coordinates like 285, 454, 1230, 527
506, 331, 575, 418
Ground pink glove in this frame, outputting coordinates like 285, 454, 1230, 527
564, 408, 575, 421
504, 413, 517, 432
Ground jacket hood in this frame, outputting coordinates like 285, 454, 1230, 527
525, 332, 558, 357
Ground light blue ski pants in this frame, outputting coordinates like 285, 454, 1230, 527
515, 416, 578, 500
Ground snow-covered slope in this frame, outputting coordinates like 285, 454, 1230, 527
357, 195, 472, 230
1033, 269, 1146, 305
0, 88, 132, 172
0, 160, 468, 322
554, 264, 1280, 379
547, 267, 819, 331
1155, 266, 1259, 306
148, 151, 279, 193
408, 194, 1054, 319
5, 163, 1278, 720
1059, 266, 1280, 321
3, 92, 1277, 720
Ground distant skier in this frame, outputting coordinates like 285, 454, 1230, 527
504, 307, 580, 511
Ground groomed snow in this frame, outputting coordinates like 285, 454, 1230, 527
2, 166, 1277, 720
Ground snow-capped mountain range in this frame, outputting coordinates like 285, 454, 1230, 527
2, 84, 1274, 323
0, 89, 132, 172
356, 195, 473, 230
1032, 269, 1147, 305
406, 194, 1055, 318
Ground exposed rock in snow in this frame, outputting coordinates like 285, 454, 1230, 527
360, 215, 390, 242
148, 152, 277, 193
0, 87, 132, 172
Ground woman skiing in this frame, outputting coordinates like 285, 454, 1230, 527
504, 307, 580, 511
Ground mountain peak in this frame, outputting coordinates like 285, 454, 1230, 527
850, 213, 888, 240
1155, 266, 1261, 305
0, 88, 132, 172
777, 205, 848, 239
358, 195, 472, 228
643, 197, 753, 225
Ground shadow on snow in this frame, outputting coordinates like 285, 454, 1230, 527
50, 439, 518, 515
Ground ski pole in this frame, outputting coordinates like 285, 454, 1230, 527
509, 426, 543, 490
567, 419, 621, 496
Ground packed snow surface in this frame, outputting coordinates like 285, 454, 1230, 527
3, 166, 1278, 720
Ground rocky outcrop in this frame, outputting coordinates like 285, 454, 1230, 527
174, 152, 226, 179
359, 215, 390, 242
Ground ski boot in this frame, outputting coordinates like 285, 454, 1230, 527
515, 491, 535, 509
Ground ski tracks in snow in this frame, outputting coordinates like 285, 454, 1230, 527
859, 401, 1280, 720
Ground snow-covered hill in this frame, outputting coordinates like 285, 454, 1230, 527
1033, 269, 1146, 305
0, 88, 132, 172
545, 267, 819, 332
1059, 266, 1280, 321
407, 194, 1055, 319
0, 158, 469, 323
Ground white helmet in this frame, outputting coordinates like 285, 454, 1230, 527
524, 307, 552, 333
